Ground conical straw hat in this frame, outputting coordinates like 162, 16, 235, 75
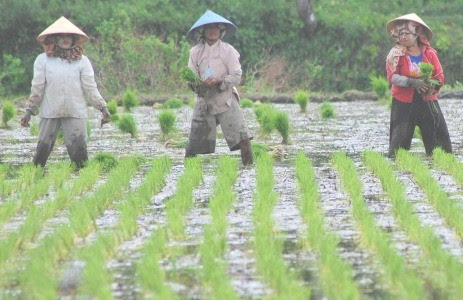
386, 13, 433, 41
37, 16, 89, 44
187, 10, 237, 44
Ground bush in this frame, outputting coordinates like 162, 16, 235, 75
118, 114, 137, 137
294, 90, 309, 112
0, 54, 27, 96
273, 110, 290, 144
369, 75, 389, 99
163, 98, 183, 109
93, 152, 118, 172
107, 99, 119, 121
320, 101, 335, 119
2, 102, 15, 127
240, 98, 254, 108
122, 89, 139, 112
158, 109, 177, 138
254, 104, 275, 135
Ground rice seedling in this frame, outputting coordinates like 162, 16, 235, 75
166, 157, 203, 237
188, 98, 195, 108
363, 150, 463, 297
18, 157, 139, 298
199, 156, 238, 299
29, 121, 39, 136
0, 164, 13, 199
295, 152, 361, 299
294, 90, 309, 112
163, 98, 184, 109
158, 109, 177, 140
240, 98, 254, 108
254, 104, 275, 135
251, 142, 269, 160
320, 100, 335, 119
396, 149, 463, 237
369, 74, 389, 99
273, 110, 290, 144
76, 157, 171, 298
432, 148, 463, 187
0, 162, 101, 269
253, 153, 309, 299
413, 126, 422, 140
122, 88, 139, 112
332, 152, 425, 299
180, 66, 201, 85
118, 113, 137, 137
107, 99, 119, 121
2, 101, 15, 127
137, 229, 177, 299
93, 152, 118, 172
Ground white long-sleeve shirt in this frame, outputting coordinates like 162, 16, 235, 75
188, 40, 242, 115
27, 53, 106, 118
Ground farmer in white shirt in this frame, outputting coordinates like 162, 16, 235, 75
20, 17, 110, 168
185, 10, 253, 165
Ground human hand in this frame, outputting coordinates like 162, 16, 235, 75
100, 107, 110, 127
202, 77, 223, 87
20, 110, 32, 127
407, 78, 430, 94
418, 82, 431, 95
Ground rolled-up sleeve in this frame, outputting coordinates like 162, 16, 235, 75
81, 56, 106, 111
26, 55, 46, 115
219, 47, 242, 92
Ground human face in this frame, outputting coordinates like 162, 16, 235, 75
398, 31, 417, 47
203, 24, 221, 45
57, 34, 74, 49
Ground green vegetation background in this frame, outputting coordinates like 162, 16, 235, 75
0, 0, 461, 98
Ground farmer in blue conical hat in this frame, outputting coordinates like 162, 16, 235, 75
185, 10, 253, 166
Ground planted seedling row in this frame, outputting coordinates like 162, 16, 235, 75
198, 156, 239, 299
396, 149, 463, 238
0, 162, 101, 270
73, 156, 171, 298
137, 157, 203, 298
333, 152, 426, 299
252, 153, 309, 298
363, 150, 463, 297
14, 157, 140, 298
295, 152, 361, 299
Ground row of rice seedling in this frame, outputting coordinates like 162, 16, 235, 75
137, 157, 204, 298
363, 150, 463, 297
294, 152, 361, 299
0, 162, 101, 269
2, 163, 42, 200
332, 152, 426, 299
254, 104, 290, 144
16, 157, 140, 299
166, 157, 203, 237
396, 149, 463, 238
253, 152, 309, 298
0, 164, 13, 200
432, 148, 463, 187
75, 156, 171, 299
0, 162, 72, 229
199, 156, 239, 299
68, 157, 141, 237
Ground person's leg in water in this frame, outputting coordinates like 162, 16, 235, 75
61, 117, 88, 169
33, 118, 61, 167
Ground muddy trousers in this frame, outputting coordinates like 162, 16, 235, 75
33, 117, 88, 168
388, 94, 452, 157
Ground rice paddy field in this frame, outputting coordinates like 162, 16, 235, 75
1, 98, 463, 299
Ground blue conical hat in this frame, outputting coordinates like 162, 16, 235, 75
187, 10, 237, 44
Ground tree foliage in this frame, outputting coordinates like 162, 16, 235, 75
0, 0, 461, 97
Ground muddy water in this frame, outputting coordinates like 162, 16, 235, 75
2, 99, 463, 298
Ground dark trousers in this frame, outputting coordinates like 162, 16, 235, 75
388, 93, 452, 157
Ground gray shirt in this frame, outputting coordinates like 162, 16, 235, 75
188, 40, 242, 115
27, 53, 106, 118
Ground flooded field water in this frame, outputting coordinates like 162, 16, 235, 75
1, 99, 463, 298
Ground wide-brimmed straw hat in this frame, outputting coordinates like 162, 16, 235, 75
187, 10, 237, 44
37, 16, 89, 44
386, 13, 433, 41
